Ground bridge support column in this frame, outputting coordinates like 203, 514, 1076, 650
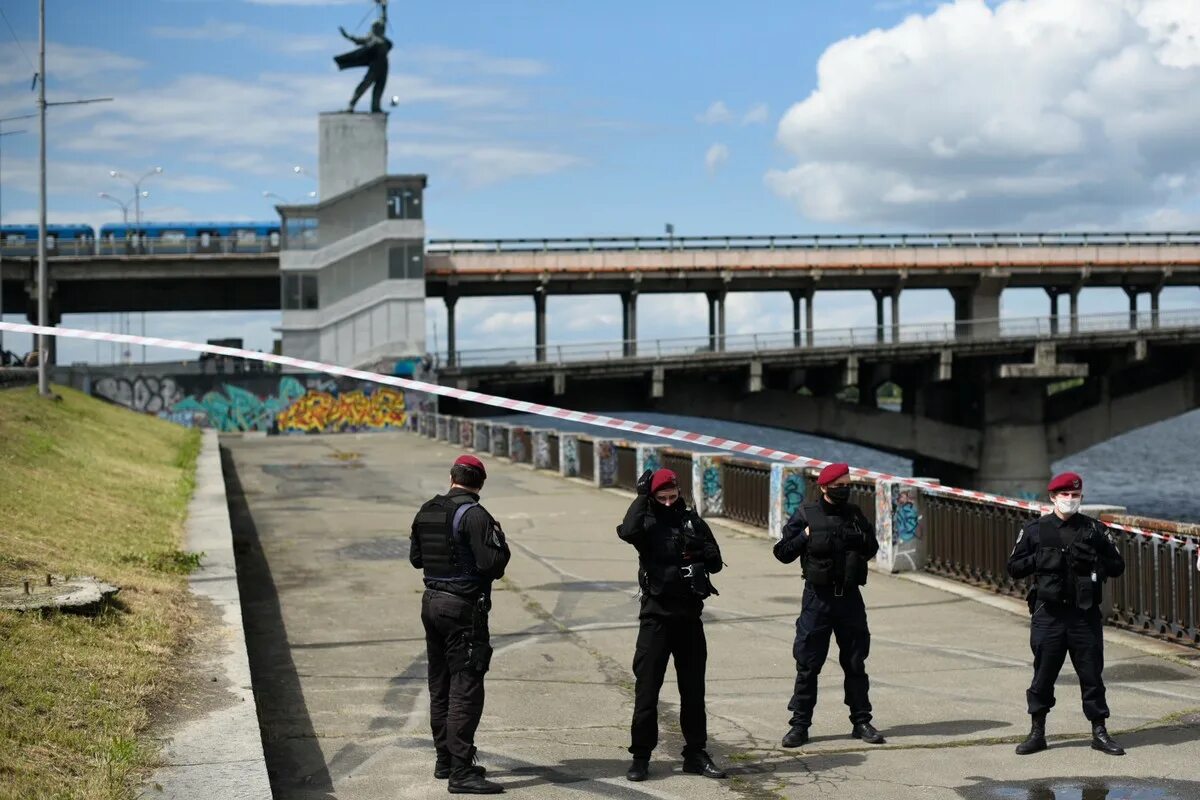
534, 287, 547, 362
805, 290, 814, 346
790, 289, 802, 347
25, 283, 59, 366
445, 294, 458, 367
952, 275, 1006, 339
1069, 285, 1080, 334
872, 289, 886, 344
1046, 288, 1060, 335
1123, 285, 1140, 330
891, 288, 901, 343
706, 290, 726, 352
621, 290, 638, 357
1150, 285, 1161, 329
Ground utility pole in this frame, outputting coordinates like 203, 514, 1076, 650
34, 0, 112, 394
0, 114, 34, 361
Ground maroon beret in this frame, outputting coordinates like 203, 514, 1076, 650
650, 468, 678, 493
817, 462, 850, 486
453, 454, 487, 479
1047, 471, 1082, 493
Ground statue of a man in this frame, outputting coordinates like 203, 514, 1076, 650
334, 19, 392, 113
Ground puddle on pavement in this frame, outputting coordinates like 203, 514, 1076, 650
958, 777, 1200, 800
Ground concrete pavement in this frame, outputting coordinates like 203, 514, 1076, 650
221, 431, 1200, 800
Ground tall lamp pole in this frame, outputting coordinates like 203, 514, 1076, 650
35, 0, 112, 395
108, 167, 162, 241
0, 113, 34, 361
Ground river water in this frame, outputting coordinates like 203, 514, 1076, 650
478, 408, 1200, 523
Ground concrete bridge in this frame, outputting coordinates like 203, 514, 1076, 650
3, 232, 1199, 353
436, 309, 1200, 497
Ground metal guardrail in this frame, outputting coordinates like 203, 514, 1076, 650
722, 460, 770, 529
663, 451, 695, 505
428, 230, 1200, 254
422, 413, 1199, 648
446, 309, 1200, 368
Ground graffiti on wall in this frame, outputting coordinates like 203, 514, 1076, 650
276, 386, 408, 433
94, 375, 183, 414
533, 430, 553, 469
510, 427, 529, 463
703, 465, 723, 515
596, 440, 617, 487
86, 371, 431, 435
491, 425, 509, 458
561, 434, 579, 477
474, 422, 491, 452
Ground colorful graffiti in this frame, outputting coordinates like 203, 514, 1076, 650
491, 425, 510, 458
275, 387, 407, 433
510, 427, 529, 463
533, 430, 553, 469
595, 440, 617, 487
875, 479, 925, 572
703, 465, 723, 515
474, 422, 491, 452
560, 434, 580, 478
170, 377, 307, 432
892, 488, 922, 544
84, 371, 430, 435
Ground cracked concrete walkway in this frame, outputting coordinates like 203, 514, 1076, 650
221, 432, 1200, 800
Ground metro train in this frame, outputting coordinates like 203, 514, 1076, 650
0, 221, 282, 257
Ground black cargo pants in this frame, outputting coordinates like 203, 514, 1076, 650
422, 589, 492, 764
629, 607, 708, 759
1026, 602, 1109, 720
788, 583, 873, 727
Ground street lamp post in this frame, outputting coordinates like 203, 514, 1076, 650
0, 113, 34, 362
108, 167, 162, 249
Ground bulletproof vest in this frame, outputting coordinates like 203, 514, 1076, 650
801, 502, 870, 589
412, 493, 481, 582
1032, 515, 1100, 610
638, 505, 698, 598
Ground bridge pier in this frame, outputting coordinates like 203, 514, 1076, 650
1069, 284, 1081, 333
621, 290, 637, 357
870, 287, 902, 343
1124, 285, 1140, 329
789, 287, 815, 348
1046, 288, 1060, 335
25, 282, 59, 366
706, 289, 726, 352
952, 275, 1006, 339
534, 287, 547, 362
445, 294, 458, 367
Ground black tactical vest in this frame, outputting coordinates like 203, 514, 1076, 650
413, 493, 480, 582
801, 502, 870, 589
1032, 515, 1101, 610
638, 506, 705, 598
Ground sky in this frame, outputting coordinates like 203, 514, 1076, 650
1, 0, 1199, 364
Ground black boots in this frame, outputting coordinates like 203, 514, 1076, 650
1015, 713, 1048, 755
447, 758, 503, 794
851, 722, 886, 744
1091, 721, 1126, 756
782, 725, 809, 748
681, 750, 727, 779
625, 757, 649, 782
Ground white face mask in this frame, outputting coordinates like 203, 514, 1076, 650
1054, 496, 1081, 516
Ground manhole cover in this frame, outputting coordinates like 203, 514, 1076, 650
337, 538, 410, 561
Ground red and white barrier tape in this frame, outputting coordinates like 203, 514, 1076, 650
3, 320, 1197, 557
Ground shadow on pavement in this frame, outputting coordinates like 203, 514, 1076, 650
881, 718, 1013, 738
223, 446, 335, 800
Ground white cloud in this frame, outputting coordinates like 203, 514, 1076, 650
696, 101, 733, 125
768, 0, 1200, 228
705, 143, 730, 174
0, 42, 142, 88
243, 0, 360, 5
149, 20, 331, 54
741, 102, 769, 125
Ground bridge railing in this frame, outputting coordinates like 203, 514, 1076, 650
445, 309, 1200, 368
428, 230, 1200, 254
415, 411, 1200, 648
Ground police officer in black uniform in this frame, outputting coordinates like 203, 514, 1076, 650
410, 454, 511, 793
774, 462, 886, 748
1007, 470, 1126, 757
619, 468, 727, 782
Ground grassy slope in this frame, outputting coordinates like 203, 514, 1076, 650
0, 386, 201, 800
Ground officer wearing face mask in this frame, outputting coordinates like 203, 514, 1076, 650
773, 462, 885, 749
1007, 471, 1126, 757
618, 468, 726, 783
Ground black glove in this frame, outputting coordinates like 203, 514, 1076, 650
636, 469, 653, 496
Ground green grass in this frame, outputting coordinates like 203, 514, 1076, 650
0, 385, 202, 800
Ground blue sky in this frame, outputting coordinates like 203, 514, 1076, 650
1, 0, 1199, 363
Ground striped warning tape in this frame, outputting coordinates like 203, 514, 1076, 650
3, 319, 1197, 557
